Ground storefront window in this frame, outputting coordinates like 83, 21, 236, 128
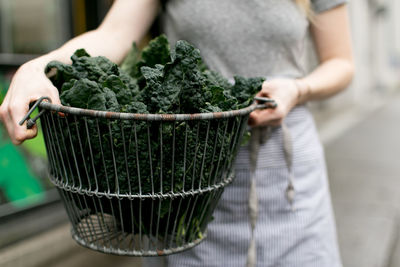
0, 0, 113, 248
0, 0, 72, 218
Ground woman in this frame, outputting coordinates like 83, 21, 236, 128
0, 0, 353, 266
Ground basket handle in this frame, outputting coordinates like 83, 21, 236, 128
19, 96, 52, 129
18, 96, 275, 129
254, 96, 277, 110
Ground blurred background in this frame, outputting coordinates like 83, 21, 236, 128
0, 0, 399, 267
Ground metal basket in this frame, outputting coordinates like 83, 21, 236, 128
21, 96, 275, 256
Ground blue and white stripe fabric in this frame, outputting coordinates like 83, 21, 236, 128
162, 106, 342, 267
140, 106, 343, 267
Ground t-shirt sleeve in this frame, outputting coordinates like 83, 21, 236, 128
311, 0, 348, 13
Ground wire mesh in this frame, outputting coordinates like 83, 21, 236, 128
38, 102, 255, 256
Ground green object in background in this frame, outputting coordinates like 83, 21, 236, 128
1, 74, 47, 159
0, 75, 45, 207
0, 75, 7, 104
0, 126, 45, 207
21, 119, 48, 159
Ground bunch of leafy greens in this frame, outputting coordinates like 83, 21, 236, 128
45, 35, 263, 245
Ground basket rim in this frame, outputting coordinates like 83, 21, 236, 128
39, 101, 264, 121
71, 227, 206, 256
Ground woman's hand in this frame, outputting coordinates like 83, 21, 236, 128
248, 78, 301, 127
248, 5, 354, 128
0, 59, 61, 145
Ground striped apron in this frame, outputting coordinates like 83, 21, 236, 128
143, 105, 342, 267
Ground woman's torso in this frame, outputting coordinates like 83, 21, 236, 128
161, 0, 309, 79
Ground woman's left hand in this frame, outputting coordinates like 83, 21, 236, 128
248, 78, 299, 127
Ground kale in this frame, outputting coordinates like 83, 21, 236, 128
121, 34, 170, 89
45, 35, 264, 244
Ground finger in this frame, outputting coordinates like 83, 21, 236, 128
248, 115, 282, 127
12, 123, 38, 145
42, 89, 64, 117
248, 112, 267, 127
27, 77, 61, 104
7, 93, 43, 144
255, 90, 269, 98
0, 103, 14, 139
248, 112, 257, 126
22, 88, 59, 138
48, 90, 61, 105
51, 98, 66, 118
248, 110, 261, 126
7, 111, 37, 145
49, 92, 66, 117
23, 124, 38, 140
43, 85, 65, 117
36, 82, 61, 105
248, 108, 282, 127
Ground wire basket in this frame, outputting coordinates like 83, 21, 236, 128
21, 96, 275, 256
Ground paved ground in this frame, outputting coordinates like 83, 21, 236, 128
2, 93, 399, 267
325, 93, 400, 267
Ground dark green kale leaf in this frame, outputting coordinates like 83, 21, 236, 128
203, 70, 232, 89
140, 34, 171, 68
103, 87, 120, 111
140, 64, 182, 113
60, 78, 108, 111
139, 40, 212, 114
102, 74, 133, 105
119, 70, 140, 97
45, 62, 79, 89
172, 40, 211, 113
231, 76, 265, 108
125, 101, 148, 114
120, 43, 141, 78
71, 53, 120, 82
46, 48, 143, 113
121, 34, 171, 80
202, 70, 239, 112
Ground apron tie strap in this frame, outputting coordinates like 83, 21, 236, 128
246, 124, 295, 267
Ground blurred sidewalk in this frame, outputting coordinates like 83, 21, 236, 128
325, 92, 400, 267
1, 93, 400, 267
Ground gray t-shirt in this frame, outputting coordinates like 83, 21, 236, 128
161, 0, 347, 80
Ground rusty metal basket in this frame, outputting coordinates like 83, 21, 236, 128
20, 96, 275, 256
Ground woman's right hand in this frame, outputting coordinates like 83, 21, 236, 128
0, 59, 61, 145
